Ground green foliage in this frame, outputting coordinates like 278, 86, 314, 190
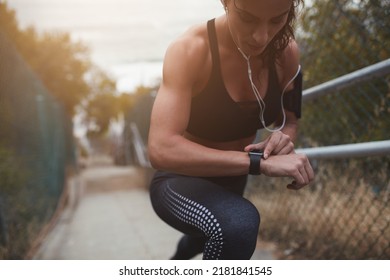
0, 145, 30, 259
300, 0, 389, 85
85, 93, 122, 135
297, 0, 390, 146
0, 2, 91, 116
0, 146, 27, 194
125, 85, 158, 143
28, 31, 91, 116
83, 67, 119, 135
84, 77, 157, 136
0, 3, 79, 258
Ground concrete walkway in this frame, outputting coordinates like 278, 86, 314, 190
32, 156, 276, 260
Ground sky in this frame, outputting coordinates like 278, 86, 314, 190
6, 0, 224, 92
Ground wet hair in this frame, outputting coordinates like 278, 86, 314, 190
224, 0, 304, 66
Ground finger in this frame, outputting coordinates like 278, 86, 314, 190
305, 160, 315, 182
292, 169, 306, 186
296, 155, 314, 185
244, 141, 267, 152
299, 163, 312, 185
272, 135, 291, 154
276, 141, 295, 155
287, 181, 304, 190
291, 160, 314, 189
263, 135, 281, 159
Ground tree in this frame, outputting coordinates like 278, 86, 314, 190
84, 93, 120, 136
0, 2, 91, 116
125, 85, 158, 142
83, 82, 157, 137
297, 0, 390, 146
83, 67, 121, 136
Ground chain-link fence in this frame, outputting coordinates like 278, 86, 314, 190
247, 155, 390, 259
246, 0, 389, 259
0, 32, 75, 259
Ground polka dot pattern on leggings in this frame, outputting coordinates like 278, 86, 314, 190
163, 183, 224, 260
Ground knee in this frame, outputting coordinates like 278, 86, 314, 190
221, 202, 260, 256
226, 202, 260, 238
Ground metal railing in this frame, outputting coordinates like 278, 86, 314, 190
129, 122, 151, 168
297, 59, 390, 160
296, 140, 390, 160
249, 58, 390, 260
303, 59, 390, 102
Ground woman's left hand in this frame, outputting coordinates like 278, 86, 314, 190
244, 131, 295, 159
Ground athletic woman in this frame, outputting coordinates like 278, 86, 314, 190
148, 0, 314, 260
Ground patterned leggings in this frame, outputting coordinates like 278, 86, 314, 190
149, 171, 260, 260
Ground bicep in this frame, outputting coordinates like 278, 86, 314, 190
150, 83, 192, 139
149, 42, 196, 141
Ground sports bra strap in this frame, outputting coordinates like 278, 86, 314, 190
207, 19, 221, 75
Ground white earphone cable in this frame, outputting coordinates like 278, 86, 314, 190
226, 11, 301, 133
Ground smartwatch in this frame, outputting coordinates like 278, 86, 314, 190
248, 149, 263, 175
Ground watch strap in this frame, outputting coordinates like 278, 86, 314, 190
248, 149, 263, 175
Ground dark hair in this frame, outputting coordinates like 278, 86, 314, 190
232, 0, 304, 65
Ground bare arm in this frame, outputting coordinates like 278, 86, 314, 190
148, 34, 250, 177
148, 35, 314, 187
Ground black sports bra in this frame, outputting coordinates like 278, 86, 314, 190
186, 19, 302, 142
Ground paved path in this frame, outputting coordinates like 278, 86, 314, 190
33, 156, 276, 260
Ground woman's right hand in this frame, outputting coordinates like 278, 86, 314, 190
260, 153, 314, 190
244, 131, 295, 159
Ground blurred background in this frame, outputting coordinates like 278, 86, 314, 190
0, 0, 389, 260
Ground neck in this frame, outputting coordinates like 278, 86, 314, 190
219, 16, 249, 61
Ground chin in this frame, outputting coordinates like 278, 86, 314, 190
245, 44, 267, 57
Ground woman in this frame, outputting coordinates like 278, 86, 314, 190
148, 0, 314, 260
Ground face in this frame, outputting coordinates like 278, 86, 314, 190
225, 0, 293, 56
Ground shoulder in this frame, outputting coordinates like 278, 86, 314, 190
275, 39, 300, 89
166, 23, 209, 61
162, 23, 210, 90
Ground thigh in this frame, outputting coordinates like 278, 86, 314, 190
149, 172, 257, 238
